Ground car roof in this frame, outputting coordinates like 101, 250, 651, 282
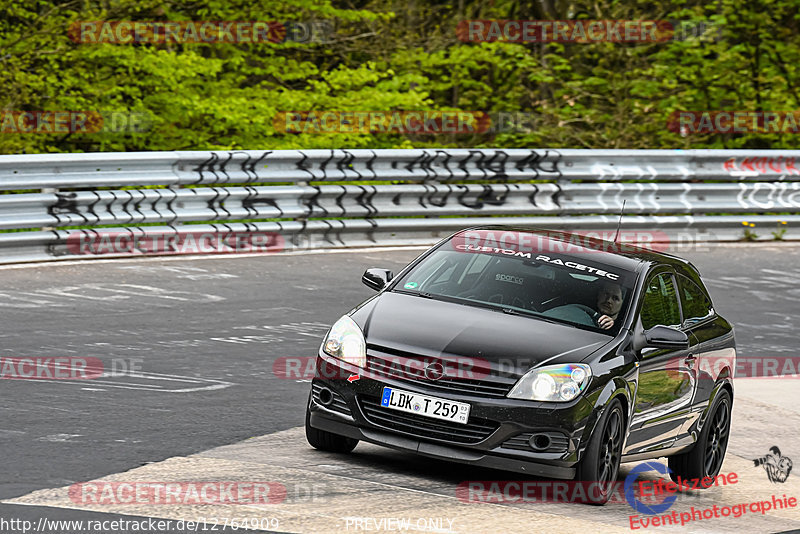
454, 225, 698, 275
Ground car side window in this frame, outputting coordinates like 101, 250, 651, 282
640, 273, 682, 330
678, 275, 714, 326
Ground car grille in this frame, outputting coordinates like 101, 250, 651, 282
358, 395, 499, 444
311, 383, 352, 417
502, 432, 570, 453
366, 345, 517, 398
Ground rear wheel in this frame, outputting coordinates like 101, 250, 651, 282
668, 389, 731, 482
305, 394, 359, 453
576, 398, 624, 505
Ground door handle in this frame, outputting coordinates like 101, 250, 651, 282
684, 354, 696, 368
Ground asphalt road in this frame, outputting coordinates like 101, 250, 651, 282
1, 243, 799, 533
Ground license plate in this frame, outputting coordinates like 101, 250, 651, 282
380, 387, 471, 424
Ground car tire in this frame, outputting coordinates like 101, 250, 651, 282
305, 395, 359, 453
668, 389, 731, 482
576, 397, 625, 505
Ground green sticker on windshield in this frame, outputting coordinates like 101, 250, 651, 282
404, 282, 418, 289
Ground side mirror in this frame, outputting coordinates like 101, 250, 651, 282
362, 268, 393, 291
644, 325, 689, 350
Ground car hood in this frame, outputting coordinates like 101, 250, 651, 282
351, 292, 613, 376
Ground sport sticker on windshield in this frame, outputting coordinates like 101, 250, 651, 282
495, 274, 523, 285
404, 282, 419, 289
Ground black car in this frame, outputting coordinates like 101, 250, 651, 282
305, 226, 735, 503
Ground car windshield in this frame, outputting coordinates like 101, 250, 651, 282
392, 233, 637, 335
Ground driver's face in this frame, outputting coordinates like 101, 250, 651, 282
597, 284, 623, 317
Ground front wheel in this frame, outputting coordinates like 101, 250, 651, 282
576, 397, 625, 505
668, 389, 731, 482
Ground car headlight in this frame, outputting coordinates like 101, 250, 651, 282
322, 315, 366, 368
507, 364, 592, 402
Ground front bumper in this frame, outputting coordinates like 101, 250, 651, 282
308, 353, 602, 479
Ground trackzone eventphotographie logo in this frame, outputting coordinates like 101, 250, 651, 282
457, 469, 738, 505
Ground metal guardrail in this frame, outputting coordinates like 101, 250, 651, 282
1, 148, 799, 264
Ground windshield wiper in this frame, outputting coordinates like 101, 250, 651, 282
396, 291, 563, 325
500, 307, 562, 325
395, 289, 496, 308
394, 289, 434, 298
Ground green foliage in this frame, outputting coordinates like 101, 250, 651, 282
3, 0, 800, 153
742, 221, 759, 241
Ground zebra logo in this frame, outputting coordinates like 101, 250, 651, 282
753, 446, 793, 483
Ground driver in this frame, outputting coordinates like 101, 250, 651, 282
595, 281, 623, 330
541, 281, 623, 330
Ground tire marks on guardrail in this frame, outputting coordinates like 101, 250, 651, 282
189, 148, 563, 184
